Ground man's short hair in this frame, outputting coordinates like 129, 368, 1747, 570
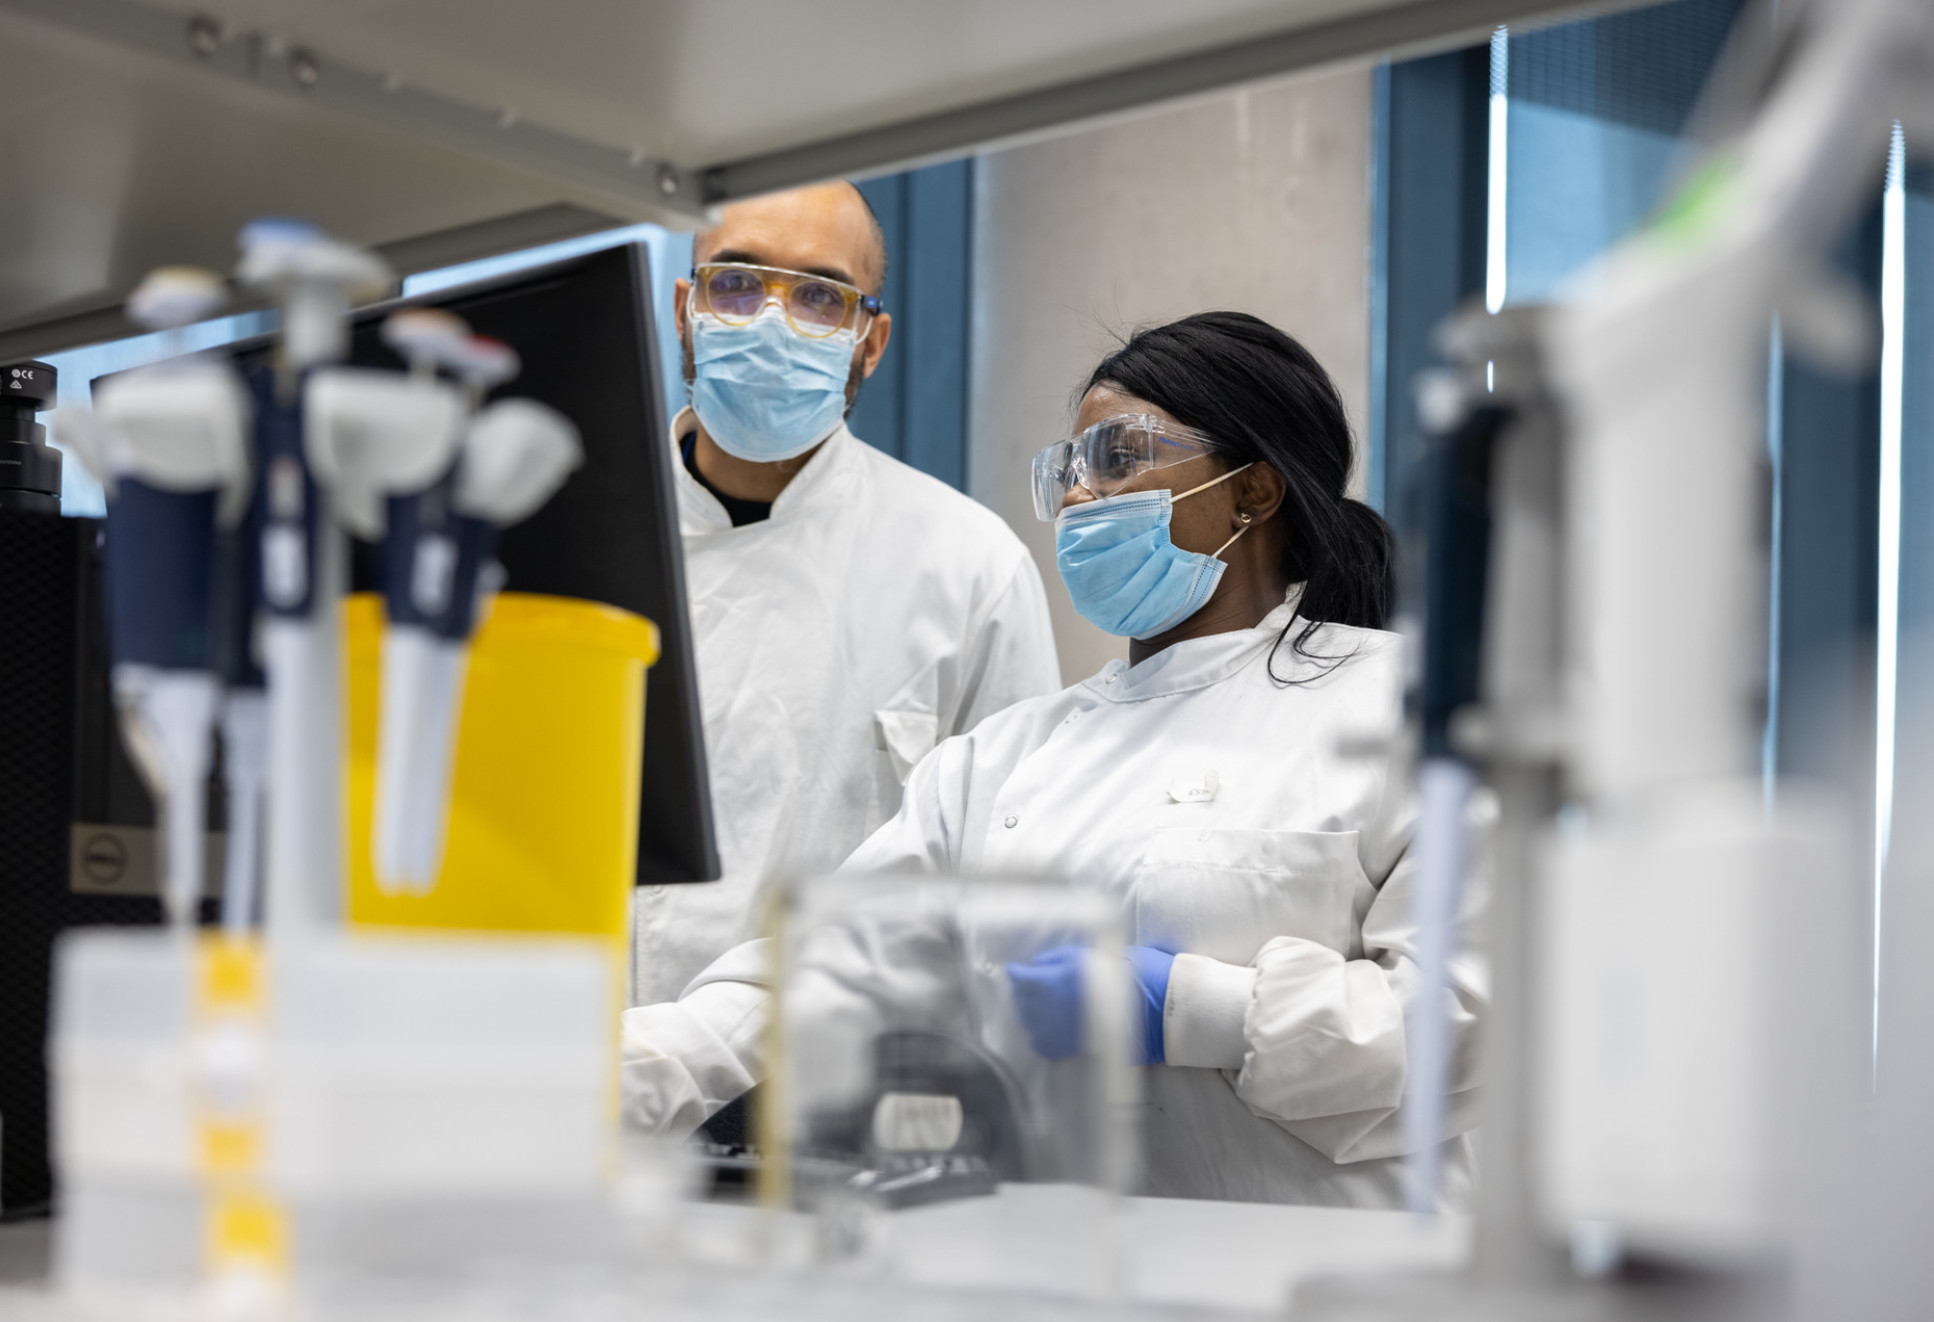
851, 183, 888, 297
695, 180, 888, 298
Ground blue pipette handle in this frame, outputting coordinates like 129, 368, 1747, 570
248, 365, 321, 623
209, 484, 265, 688
383, 471, 499, 641
103, 478, 219, 669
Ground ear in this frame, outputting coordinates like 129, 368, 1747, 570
1237, 463, 1288, 525
858, 311, 893, 379
673, 277, 693, 346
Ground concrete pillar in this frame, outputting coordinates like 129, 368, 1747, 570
969, 70, 1374, 685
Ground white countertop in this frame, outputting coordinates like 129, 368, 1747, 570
0, 1189, 1466, 1319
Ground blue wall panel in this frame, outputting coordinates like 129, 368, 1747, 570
851, 160, 974, 490
1774, 210, 1884, 814
1370, 49, 1489, 517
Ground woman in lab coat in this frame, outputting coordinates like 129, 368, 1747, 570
839, 311, 1485, 1208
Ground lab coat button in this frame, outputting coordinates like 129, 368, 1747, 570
1003, 815, 1018, 829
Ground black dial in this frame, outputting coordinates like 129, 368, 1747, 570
0, 359, 62, 513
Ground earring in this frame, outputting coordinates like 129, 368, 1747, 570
1239, 512, 1252, 524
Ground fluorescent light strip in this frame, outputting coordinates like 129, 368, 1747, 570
1765, 318, 1784, 814
1486, 26, 1509, 314
1875, 121, 1905, 1077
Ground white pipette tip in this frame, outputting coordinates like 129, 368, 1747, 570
1401, 756, 1477, 1217
219, 689, 268, 933
115, 669, 221, 927
373, 627, 467, 893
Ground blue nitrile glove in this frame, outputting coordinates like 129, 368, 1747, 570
1006, 944, 1176, 1065
1006, 944, 1087, 1059
1125, 944, 1175, 1065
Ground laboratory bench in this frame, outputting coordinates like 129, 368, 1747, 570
0, 1186, 1467, 1319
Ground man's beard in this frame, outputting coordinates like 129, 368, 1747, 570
681, 335, 867, 418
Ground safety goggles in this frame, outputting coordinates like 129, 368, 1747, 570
691, 262, 883, 339
1031, 413, 1219, 521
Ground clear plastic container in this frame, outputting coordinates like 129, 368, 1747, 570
768, 874, 1138, 1298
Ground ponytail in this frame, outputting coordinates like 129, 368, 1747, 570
1296, 497, 1395, 629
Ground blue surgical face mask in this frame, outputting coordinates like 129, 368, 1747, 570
1054, 463, 1254, 640
689, 304, 858, 462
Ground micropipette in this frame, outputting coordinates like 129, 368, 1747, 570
208, 469, 267, 933
236, 219, 392, 931
1400, 375, 1506, 1216
374, 330, 580, 890
369, 315, 511, 891
303, 307, 473, 892
91, 267, 254, 926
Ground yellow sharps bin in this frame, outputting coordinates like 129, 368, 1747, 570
343, 592, 659, 948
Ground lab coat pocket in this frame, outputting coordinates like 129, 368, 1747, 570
1130, 828, 1364, 967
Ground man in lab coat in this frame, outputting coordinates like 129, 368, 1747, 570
629, 183, 1059, 1076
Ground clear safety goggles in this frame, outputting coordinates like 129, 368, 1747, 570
691, 262, 882, 339
1031, 413, 1218, 521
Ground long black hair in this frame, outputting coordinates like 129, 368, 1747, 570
1084, 311, 1395, 678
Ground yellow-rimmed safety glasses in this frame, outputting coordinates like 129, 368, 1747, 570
1031, 414, 1218, 521
691, 262, 883, 339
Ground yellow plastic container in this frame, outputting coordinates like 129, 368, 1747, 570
343, 593, 659, 948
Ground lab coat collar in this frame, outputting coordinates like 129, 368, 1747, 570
1088, 590, 1307, 702
671, 406, 860, 535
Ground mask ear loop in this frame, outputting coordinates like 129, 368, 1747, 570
1211, 513, 1254, 559
1172, 461, 1258, 560
1171, 460, 1254, 503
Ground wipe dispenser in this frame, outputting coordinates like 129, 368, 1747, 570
343, 592, 659, 948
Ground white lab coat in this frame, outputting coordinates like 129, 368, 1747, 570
622, 599, 1486, 1210
633, 411, 1059, 1004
